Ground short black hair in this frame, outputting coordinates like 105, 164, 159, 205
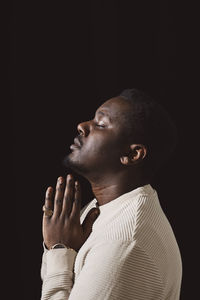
119, 88, 178, 176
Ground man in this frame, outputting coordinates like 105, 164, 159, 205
41, 89, 182, 300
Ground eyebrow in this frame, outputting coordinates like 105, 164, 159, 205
95, 110, 112, 121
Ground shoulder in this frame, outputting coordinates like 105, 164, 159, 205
80, 185, 161, 242
98, 194, 153, 241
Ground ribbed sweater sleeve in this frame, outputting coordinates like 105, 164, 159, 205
69, 240, 164, 300
41, 248, 77, 300
41, 239, 164, 300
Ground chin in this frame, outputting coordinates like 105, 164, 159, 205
62, 153, 89, 176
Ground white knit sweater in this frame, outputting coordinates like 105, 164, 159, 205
41, 184, 182, 300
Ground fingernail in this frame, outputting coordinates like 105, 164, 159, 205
75, 181, 79, 188
67, 174, 72, 181
46, 187, 51, 196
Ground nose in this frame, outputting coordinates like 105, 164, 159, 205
77, 121, 90, 136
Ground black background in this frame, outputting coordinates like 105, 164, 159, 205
11, 1, 198, 299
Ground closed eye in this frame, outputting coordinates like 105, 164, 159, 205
94, 121, 106, 128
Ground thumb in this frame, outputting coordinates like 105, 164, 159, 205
82, 207, 100, 239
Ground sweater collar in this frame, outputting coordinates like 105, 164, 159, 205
94, 184, 155, 212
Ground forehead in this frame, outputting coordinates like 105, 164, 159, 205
96, 97, 131, 119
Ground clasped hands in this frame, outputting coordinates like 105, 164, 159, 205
42, 174, 100, 252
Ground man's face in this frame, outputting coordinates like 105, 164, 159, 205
63, 97, 132, 178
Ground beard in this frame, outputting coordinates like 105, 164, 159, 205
62, 152, 89, 176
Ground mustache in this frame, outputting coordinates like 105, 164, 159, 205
76, 134, 83, 146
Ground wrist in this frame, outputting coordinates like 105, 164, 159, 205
51, 243, 69, 249
44, 242, 74, 250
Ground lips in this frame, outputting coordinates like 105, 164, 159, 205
74, 137, 82, 147
70, 136, 82, 150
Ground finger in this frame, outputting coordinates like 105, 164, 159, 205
53, 176, 65, 217
70, 181, 81, 219
62, 174, 75, 217
43, 186, 53, 218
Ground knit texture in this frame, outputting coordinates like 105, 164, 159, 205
41, 184, 182, 300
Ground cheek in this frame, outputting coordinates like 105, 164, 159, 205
83, 133, 123, 159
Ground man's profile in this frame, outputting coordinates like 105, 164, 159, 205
41, 89, 182, 300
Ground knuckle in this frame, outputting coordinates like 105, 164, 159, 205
56, 198, 62, 205
64, 195, 71, 202
56, 186, 63, 192
74, 196, 79, 204
65, 203, 72, 213
68, 180, 74, 188
51, 214, 58, 222
64, 213, 69, 220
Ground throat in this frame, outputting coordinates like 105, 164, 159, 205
91, 177, 149, 206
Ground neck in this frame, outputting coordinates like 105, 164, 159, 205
89, 171, 149, 206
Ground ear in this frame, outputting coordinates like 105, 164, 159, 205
120, 144, 147, 166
